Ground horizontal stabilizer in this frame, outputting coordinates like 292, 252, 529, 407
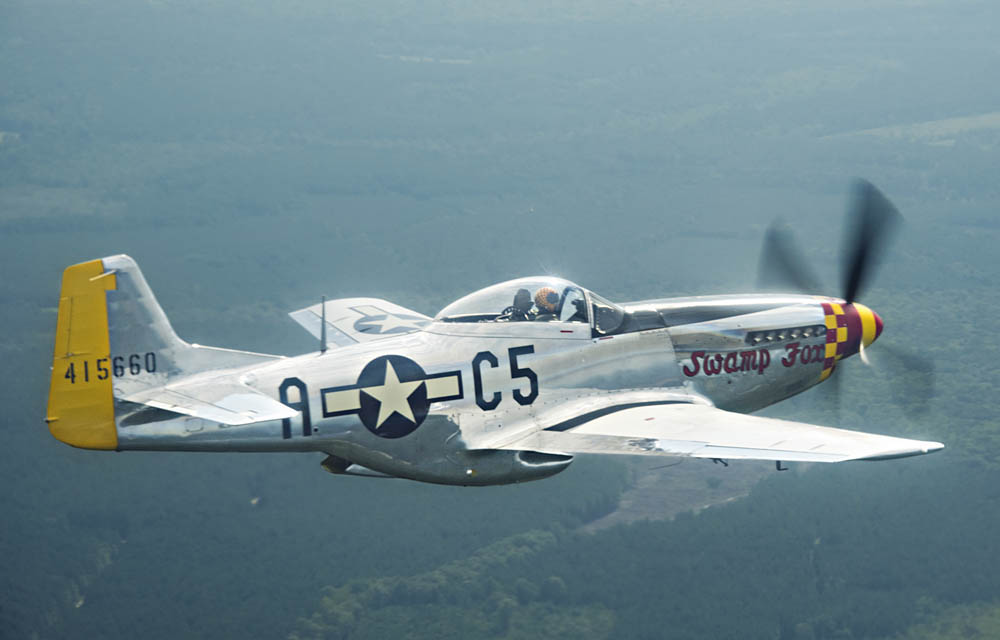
499, 403, 943, 463
47, 254, 286, 449
123, 380, 297, 426
289, 297, 431, 348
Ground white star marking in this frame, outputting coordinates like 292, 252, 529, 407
364, 314, 419, 333
361, 360, 423, 428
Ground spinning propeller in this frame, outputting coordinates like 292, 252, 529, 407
756, 180, 933, 417
758, 180, 901, 304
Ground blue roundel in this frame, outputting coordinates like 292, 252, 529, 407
356, 355, 430, 438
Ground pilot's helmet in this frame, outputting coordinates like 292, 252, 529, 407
534, 287, 559, 313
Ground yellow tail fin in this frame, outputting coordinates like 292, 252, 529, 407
46, 259, 118, 450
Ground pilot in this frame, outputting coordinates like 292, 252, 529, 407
501, 288, 534, 321
533, 287, 560, 321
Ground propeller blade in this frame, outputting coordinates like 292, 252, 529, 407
879, 343, 935, 419
757, 221, 824, 294
841, 180, 902, 303
827, 365, 842, 421
816, 364, 842, 422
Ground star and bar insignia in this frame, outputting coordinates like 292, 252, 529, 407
351, 305, 430, 336
320, 355, 463, 438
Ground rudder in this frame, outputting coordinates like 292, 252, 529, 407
46, 254, 279, 450
46, 259, 119, 449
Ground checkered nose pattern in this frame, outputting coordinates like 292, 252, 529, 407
818, 302, 883, 381
862, 305, 884, 347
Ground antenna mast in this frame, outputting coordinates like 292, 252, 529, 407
320, 295, 327, 354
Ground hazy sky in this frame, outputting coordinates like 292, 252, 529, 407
2, 1, 998, 637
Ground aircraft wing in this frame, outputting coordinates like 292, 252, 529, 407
121, 379, 298, 426
497, 402, 943, 463
289, 297, 431, 348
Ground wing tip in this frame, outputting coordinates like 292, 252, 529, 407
855, 440, 944, 461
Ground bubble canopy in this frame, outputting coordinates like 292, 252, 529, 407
435, 277, 625, 334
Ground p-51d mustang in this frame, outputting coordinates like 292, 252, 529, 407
46, 182, 942, 485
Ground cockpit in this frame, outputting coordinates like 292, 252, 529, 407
435, 277, 626, 335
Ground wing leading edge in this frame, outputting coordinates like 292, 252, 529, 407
498, 403, 943, 463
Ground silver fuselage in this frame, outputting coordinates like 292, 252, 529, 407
115, 294, 839, 485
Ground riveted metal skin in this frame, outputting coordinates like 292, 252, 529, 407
48, 257, 939, 487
